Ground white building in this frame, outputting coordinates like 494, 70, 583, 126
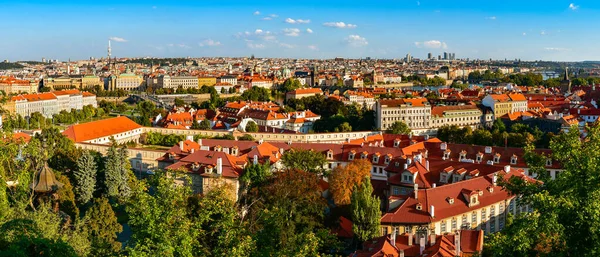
62, 116, 143, 144
375, 98, 432, 134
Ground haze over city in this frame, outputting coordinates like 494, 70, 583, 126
2, 0, 600, 61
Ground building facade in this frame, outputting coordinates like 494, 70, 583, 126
375, 98, 432, 133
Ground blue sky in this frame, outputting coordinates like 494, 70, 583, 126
1, 0, 600, 61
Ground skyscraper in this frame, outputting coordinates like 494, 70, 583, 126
427, 53, 432, 60
443, 52, 448, 60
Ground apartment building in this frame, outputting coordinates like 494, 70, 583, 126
430, 105, 487, 132
482, 93, 527, 119
198, 77, 217, 87
0, 76, 39, 94
286, 88, 323, 100
343, 90, 376, 109
218, 75, 238, 85
375, 98, 432, 133
158, 75, 199, 89
6, 90, 97, 118
105, 73, 144, 91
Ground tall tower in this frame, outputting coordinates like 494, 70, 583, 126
560, 67, 571, 94
108, 40, 112, 60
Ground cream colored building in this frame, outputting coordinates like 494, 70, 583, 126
106, 73, 144, 91
430, 105, 487, 133
375, 98, 432, 133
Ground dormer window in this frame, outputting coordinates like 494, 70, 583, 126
470, 195, 479, 206
485, 146, 492, 154
231, 146, 239, 156
447, 197, 455, 204
204, 166, 214, 173
511, 155, 518, 165
215, 145, 222, 152
168, 152, 176, 160
327, 150, 334, 160
476, 153, 483, 163
440, 142, 447, 150
546, 158, 552, 167
395, 162, 400, 167
493, 154, 500, 164
402, 172, 413, 183
416, 203, 423, 211
384, 155, 391, 165
361, 152, 368, 159
191, 162, 200, 172
349, 151, 355, 161
394, 138, 401, 148
443, 150, 451, 160
372, 154, 380, 163
478, 190, 484, 196
487, 186, 494, 193
459, 150, 467, 161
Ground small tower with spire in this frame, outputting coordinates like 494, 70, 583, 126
560, 67, 571, 94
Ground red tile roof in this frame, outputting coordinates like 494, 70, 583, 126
62, 116, 141, 142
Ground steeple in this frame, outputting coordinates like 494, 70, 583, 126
564, 67, 569, 81
30, 139, 63, 193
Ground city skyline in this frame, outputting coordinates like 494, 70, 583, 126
2, 0, 600, 61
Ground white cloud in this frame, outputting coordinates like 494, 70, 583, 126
270, 14, 278, 18
247, 42, 265, 49
285, 18, 310, 24
486, 16, 497, 20
279, 43, 295, 49
261, 17, 272, 21
283, 28, 300, 37
109, 37, 127, 42
544, 47, 571, 51
569, 3, 579, 10
414, 40, 448, 49
254, 11, 260, 15
199, 39, 221, 47
323, 22, 357, 29
522, 32, 527, 36
306, 28, 313, 34
178, 44, 191, 49
237, 29, 276, 41
540, 30, 546, 35
345, 35, 368, 47
308, 45, 318, 50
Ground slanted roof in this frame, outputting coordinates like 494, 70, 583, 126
62, 116, 142, 142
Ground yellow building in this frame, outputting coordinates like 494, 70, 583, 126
81, 75, 103, 89
43, 75, 83, 90
198, 77, 217, 87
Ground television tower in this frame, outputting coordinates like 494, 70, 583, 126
108, 40, 112, 60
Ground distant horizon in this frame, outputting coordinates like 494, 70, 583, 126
2, 0, 600, 62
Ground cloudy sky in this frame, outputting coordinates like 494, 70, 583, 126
1, 0, 600, 61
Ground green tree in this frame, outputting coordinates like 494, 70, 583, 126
241, 86, 270, 101
103, 145, 131, 201
492, 119, 506, 133
74, 150, 97, 205
336, 122, 353, 132
238, 134, 255, 141
351, 178, 381, 243
198, 119, 212, 130
281, 148, 327, 173
126, 174, 199, 256
485, 126, 600, 256
173, 97, 185, 107
84, 197, 122, 256
245, 121, 259, 132
240, 163, 272, 189
386, 121, 411, 135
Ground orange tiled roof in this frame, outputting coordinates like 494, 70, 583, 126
62, 116, 142, 142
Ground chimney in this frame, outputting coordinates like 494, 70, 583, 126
399, 250, 405, 257
414, 184, 418, 200
426, 160, 430, 170
419, 237, 426, 256
190, 148, 195, 154
432, 183, 436, 188
504, 165, 511, 173
408, 233, 413, 246
179, 141, 184, 150
186, 135, 194, 141
253, 155, 258, 165
455, 231, 461, 256
493, 173, 498, 186
216, 158, 222, 175
429, 234, 436, 246
391, 227, 397, 246
197, 138, 203, 146
403, 163, 408, 170
430, 205, 435, 217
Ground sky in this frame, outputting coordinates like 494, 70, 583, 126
1, 0, 600, 61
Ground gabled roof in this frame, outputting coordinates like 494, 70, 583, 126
62, 116, 141, 142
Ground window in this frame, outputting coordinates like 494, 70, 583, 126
509, 200, 515, 213
470, 195, 478, 205
393, 187, 400, 195
451, 218, 457, 230
481, 208, 487, 221
472, 211, 477, 224
402, 174, 412, 183
490, 218, 496, 233
499, 215, 505, 230
546, 158, 552, 166
349, 152, 355, 161
441, 220, 447, 233
490, 205, 496, 218
462, 215, 468, 228
476, 154, 482, 162
511, 156, 517, 165
493, 155, 500, 163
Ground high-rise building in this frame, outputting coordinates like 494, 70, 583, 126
443, 52, 448, 60
427, 53, 432, 60
406, 53, 412, 63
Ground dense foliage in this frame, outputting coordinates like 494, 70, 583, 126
287, 95, 375, 132
484, 125, 600, 256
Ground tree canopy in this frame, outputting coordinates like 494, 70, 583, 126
386, 121, 411, 135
